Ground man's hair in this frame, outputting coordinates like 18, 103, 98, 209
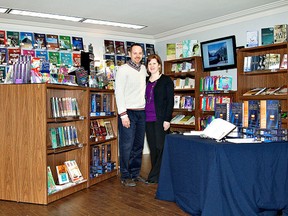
129, 43, 143, 53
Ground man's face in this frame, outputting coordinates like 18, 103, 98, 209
129, 45, 143, 64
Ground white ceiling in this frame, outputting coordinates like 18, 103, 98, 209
0, 0, 287, 39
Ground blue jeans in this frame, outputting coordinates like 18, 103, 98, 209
118, 110, 146, 180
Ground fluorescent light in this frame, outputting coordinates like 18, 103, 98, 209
9, 9, 82, 22
0, 8, 8, 13
83, 19, 146, 30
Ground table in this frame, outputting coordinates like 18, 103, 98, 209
156, 134, 288, 216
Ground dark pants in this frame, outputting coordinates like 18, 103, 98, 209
145, 121, 168, 182
118, 110, 146, 180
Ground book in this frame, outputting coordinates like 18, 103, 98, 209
246, 30, 258, 47
0, 30, 6, 46
19, 32, 34, 49
174, 95, 181, 109
104, 40, 115, 54
178, 115, 193, 124
7, 48, 21, 64
215, 103, 229, 120
261, 27, 274, 45
6, 31, 19, 47
56, 164, 70, 184
274, 85, 288, 95
145, 44, 155, 56
60, 52, 73, 67
72, 52, 81, 67
59, 35, 72, 50
192, 42, 201, 56
260, 86, 282, 95
116, 55, 126, 66
280, 54, 287, 69
48, 51, 60, 66
182, 40, 197, 58
0, 47, 7, 64
274, 24, 288, 43
200, 118, 236, 141
33, 33, 46, 49
46, 34, 59, 50
229, 102, 243, 127
104, 120, 114, 138
166, 43, 176, 60
115, 41, 125, 55
47, 166, 57, 195
72, 36, 84, 51
260, 100, 281, 129
268, 54, 281, 70
64, 160, 84, 183
35, 50, 48, 61
243, 87, 267, 96
170, 114, 185, 124
0, 66, 6, 83
183, 116, 195, 125
244, 100, 260, 128
175, 42, 183, 59
21, 49, 35, 57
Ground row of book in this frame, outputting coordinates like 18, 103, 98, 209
166, 39, 200, 60
170, 62, 195, 73
200, 95, 232, 111
199, 76, 233, 91
171, 115, 195, 125
90, 144, 116, 178
49, 126, 79, 149
90, 93, 113, 117
48, 160, 84, 195
246, 24, 288, 47
90, 119, 115, 141
174, 77, 195, 89
174, 95, 195, 110
0, 47, 81, 67
0, 30, 84, 51
103, 40, 155, 57
243, 85, 287, 96
50, 97, 80, 118
243, 54, 287, 72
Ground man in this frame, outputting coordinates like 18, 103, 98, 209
115, 43, 147, 187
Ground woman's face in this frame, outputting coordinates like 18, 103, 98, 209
148, 58, 160, 75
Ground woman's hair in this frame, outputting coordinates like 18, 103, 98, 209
146, 54, 162, 75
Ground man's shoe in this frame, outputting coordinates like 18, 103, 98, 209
145, 180, 158, 185
121, 179, 136, 187
133, 176, 146, 183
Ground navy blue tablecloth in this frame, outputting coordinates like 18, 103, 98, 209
156, 134, 288, 216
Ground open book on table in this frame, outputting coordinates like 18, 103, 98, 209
200, 118, 236, 141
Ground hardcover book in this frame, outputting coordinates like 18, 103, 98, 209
72, 36, 84, 51
104, 40, 115, 54
215, 103, 229, 121
261, 27, 274, 45
274, 24, 288, 43
46, 34, 59, 50
0, 30, 6, 46
229, 102, 243, 127
6, 31, 19, 47
245, 100, 260, 128
115, 41, 125, 56
246, 30, 258, 47
19, 32, 34, 49
34, 33, 46, 49
59, 35, 72, 50
260, 100, 281, 129
56, 164, 70, 184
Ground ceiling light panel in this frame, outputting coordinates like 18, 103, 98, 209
0, 8, 8, 13
83, 19, 146, 29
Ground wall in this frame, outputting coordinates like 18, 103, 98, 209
155, 9, 288, 91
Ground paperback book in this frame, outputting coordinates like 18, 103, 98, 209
19, 32, 34, 49
7, 48, 21, 64
46, 34, 59, 50
6, 31, 19, 47
72, 52, 81, 67
246, 30, 258, 47
115, 41, 125, 56
56, 164, 70, 184
145, 44, 155, 56
35, 50, 48, 61
261, 27, 274, 45
60, 52, 73, 67
72, 36, 84, 51
260, 100, 281, 129
64, 160, 84, 183
21, 49, 35, 57
0, 47, 7, 64
274, 24, 288, 43
175, 42, 183, 59
166, 43, 176, 60
104, 40, 115, 54
47, 166, 57, 195
48, 51, 60, 66
59, 35, 72, 50
34, 33, 46, 49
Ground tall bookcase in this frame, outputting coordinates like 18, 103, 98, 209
164, 56, 206, 131
236, 42, 288, 128
88, 89, 118, 186
0, 84, 118, 204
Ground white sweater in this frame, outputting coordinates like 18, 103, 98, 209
115, 63, 147, 115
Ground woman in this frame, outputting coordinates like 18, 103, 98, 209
145, 54, 174, 184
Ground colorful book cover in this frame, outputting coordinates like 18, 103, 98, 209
261, 27, 274, 45
115, 41, 125, 56
7, 48, 21, 64
116, 55, 126, 66
35, 50, 48, 61
175, 42, 183, 59
19, 32, 34, 49
46, 34, 59, 50
274, 24, 288, 43
0, 66, 6, 83
145, 44, 155, 56
0, 47, 7, 64
60, 52, 73, 67
166, 43, 176, 60
48, 51, 60, 66
182, 40, 197, 58
260, 100, 281, 129
246, 30, 258, 47
0, 30, 6, 46
269, 53, 281, 70
47, 166, 57, 195
72, 36, 84, 51
59, 35, 72, 50
34, 33, 46, 49
64, 160, 84, 183
248, 100, 260, 128
21, 49, 35, 57
6, 31, 19, 47
215, 103, 229, 120
229, 102, 243, 127
192, 42, 201, 56
104, 40, 115, 54
126, 41, 134, 56
56, 164, 70, 184
72, 52, 81, 67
